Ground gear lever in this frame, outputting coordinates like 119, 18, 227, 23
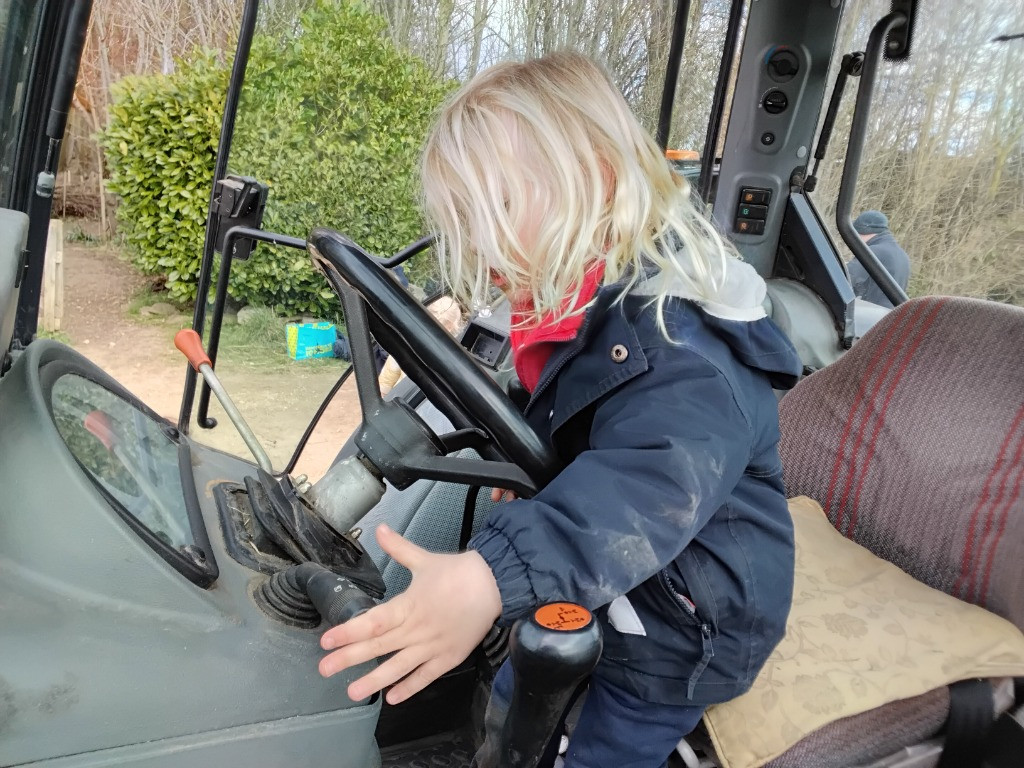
174, 329, 274, 472
482, 602, 603, 768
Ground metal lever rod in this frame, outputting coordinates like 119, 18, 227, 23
174, 329, 274, 473
835, 11, 910, 307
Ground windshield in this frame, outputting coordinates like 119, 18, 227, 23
808, 0, 1024, 305
183, 0, 743, 477
0, 0, 45, 208
231, 1, 744, 256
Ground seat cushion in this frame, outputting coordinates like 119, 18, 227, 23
703, 497, 1024, 768
779, 297, 1024, 630
765, 686, 950, 768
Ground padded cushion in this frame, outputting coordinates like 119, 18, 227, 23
779, 297, 1024, 630
703, 497, 1024, 768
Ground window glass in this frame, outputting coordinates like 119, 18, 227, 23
665, 0, 748, 185
808, 0, 1024, 305
0, 0, 45, 207
52, 374, 194, 552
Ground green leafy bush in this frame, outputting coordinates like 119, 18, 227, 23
102, 0, 450, 315
100, 54, 227, 305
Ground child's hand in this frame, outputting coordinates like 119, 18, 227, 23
490, 487, 518, 503
319, 524, 502, 705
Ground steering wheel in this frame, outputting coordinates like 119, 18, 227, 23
307, 227, 557, 498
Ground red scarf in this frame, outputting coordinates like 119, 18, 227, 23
509, 263, 605, 392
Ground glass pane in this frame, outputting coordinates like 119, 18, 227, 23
666, 0, 748, 172
52, 374, 194, 552
808, 0, 1024, 305
187, 1, 745, 473
0, 0, 45, 207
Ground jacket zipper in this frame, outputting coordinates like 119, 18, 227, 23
524, 309, 600, 416
662, 571, 715, 699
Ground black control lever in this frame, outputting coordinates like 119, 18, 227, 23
302, 565, 377, 627
479, 603, 603, 768
254, 561, 377, 630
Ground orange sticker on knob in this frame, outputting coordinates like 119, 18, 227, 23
534, 603, 591, 631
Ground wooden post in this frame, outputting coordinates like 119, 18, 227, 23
40, 219, 64, 333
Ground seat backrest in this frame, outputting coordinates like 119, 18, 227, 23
0, 209, 30, 361
779, 296, 1024, 631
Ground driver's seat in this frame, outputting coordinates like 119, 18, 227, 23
0, 210, 30, 370
741, 296, 1024, 766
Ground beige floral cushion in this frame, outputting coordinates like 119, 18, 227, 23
703, 496, 1024, 768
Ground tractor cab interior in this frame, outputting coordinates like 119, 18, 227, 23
1, 1, 1022, 767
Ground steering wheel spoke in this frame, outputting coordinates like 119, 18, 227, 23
435, 427, 491, 455
308, 228, 558, 498
400, 455, 537, 499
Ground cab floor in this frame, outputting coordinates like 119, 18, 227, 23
379, 729, 475, 768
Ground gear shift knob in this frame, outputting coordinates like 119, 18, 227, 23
498, 603, 603, 768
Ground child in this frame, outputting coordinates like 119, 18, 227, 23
377, 295, 463, 395
319, 52, 801, 767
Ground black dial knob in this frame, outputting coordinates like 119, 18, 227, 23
767, 49, 800, 83
763, 90, 789, 115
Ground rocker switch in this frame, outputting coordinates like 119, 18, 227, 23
734, 218, 765, 236
740, 188, 771, 206
737, 203, 768, 220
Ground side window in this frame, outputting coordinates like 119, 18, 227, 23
0, 0, 45, 208
663, 0, 749, 192
808, 0, 1024, 306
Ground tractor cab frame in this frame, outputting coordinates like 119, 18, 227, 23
1, 1, 1022, 767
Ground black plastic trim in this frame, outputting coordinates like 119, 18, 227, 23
775, 193, 855, 345
655, 0, 692, 150
178, 0, 261, 433
13, 1, 92, 345
698, 0, 746, 203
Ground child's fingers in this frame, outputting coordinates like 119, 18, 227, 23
318, 627, 407, 678
321, 600, 401, 650
490, 487, 517, 503
386, 657, 449, 705
347, 646, 430, 702
376, 524, 427, 570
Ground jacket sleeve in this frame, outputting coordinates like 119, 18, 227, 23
469, 345, 755, 622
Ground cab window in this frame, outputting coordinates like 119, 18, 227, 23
808, 0, 1024, 305
0, 0, 46, 208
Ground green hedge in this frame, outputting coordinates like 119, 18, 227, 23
100, 54, 226, 305
102, 0, 450, 315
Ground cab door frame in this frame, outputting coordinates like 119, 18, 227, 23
5, 0, 92, 347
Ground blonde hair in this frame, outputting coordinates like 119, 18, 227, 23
421, 51, 739, 333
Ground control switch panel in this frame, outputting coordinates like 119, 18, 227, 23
734, 187, 772, 236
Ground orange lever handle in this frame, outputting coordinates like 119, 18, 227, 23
84, 410, 116, 452
174, 329, 212, 371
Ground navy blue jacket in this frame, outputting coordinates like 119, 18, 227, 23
847, 231, 911, 308
469, 271, 802, 705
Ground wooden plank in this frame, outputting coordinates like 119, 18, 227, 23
54, 225, 64, 331
40, 219, 64, 333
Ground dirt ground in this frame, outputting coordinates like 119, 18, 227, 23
61, 240, 363, 481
